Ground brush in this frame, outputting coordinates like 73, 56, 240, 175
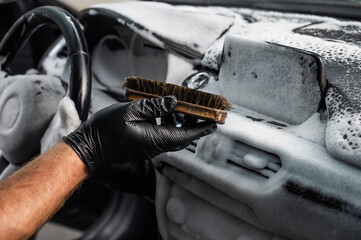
124, 76, 232, 124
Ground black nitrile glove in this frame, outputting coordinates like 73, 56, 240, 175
63, 96, 216, 174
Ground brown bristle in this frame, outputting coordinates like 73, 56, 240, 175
124, 76, 232, 110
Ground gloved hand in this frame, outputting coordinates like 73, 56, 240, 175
63, 96, 216, 174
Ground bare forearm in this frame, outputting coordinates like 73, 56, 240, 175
0, 141, 88, 240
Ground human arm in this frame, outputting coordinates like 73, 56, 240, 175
0, 96, 216, 240
0, 141, 88, 240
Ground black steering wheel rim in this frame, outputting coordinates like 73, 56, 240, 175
0, 6, 91, 121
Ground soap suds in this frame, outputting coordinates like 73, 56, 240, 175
88, 9, 98, 16
325, 86, 361, 167
41, 96, 81, 152
94, 1, 233, 55
201, 36, 225, 71
46, 3, 361, 167
42, 56, 68, 78
123, 22, 164, 49
117, 18, 125, 25
285, 113, 327, 146
90, 3, 361, 106
0, 74, 65, 164
198, 7, 361, 107
27, 12, 35, 22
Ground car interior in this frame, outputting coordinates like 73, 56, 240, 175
0, 0, 361, 239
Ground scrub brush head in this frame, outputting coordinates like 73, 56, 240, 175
124, 76, 232, 123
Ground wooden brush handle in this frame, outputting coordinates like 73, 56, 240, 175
126, 89, 227, 124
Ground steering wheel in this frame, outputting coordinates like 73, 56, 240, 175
0, 6, 91, 170
0, 7, 159, 239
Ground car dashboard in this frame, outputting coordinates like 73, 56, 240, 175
20, 1, 361, 239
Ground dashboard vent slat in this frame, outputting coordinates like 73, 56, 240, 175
228, 141, 282, 179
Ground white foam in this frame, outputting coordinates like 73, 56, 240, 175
198, 7, 361, 105
27, 12, 35, 22
202, 11, 352, 69
205, 14, 361, 68
117, 18, 125, 25
0, 71, 4, 79
124, 22, 164, 48
325, 86, 361, 167
285, 113, 327, 146
165, 53, 194, 85
93, 2, 233, 54
42, 56, 67, 78
0, 74, 66, 164
88, 9, 98, 16
201, 36, 224, 71
41, 96, 81, 152
183, 6, 361, 165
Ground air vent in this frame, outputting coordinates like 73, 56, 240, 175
227, 140, 281, 178
186, 140, 198, 153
